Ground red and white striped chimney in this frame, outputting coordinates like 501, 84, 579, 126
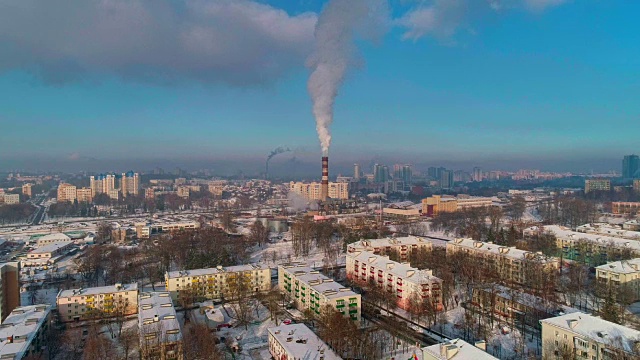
321, 156, 329, 201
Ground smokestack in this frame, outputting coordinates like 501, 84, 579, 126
321, 156, 329, 201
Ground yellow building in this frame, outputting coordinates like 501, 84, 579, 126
540, 312, 640, 359
165, 264, 271, 303
76, 187, 93, 203
21, 183, 32, 197
121, 172, 140, 197
56, 183, 77, 203
56, 283, 139, 322
446, 238, 560, 285
595, 258, 640, 301
421, 195, 493, 216
612, 201, 640, 215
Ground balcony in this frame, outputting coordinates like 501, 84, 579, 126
349, 309, 358, 314
336, 304, 345, 309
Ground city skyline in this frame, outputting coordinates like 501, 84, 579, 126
2, 1, 640, 172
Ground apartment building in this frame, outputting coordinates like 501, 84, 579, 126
21, 184, 32, 197
278, 264, 361, 322
176, 186, 190, 199
468, 285, 570, 330
346, 251, 443, 311
90, 174, 116, 196
3, 194, 19, 205
584, 179, 611, 194
121, 171, 140, 197
268, 323, 341, 360
0, 305, 52, 360
595, 258, 640, 302
56, 183, 77, 203
529, 225, 640, 261
540, 312, 640, 359
576, 223, 640, 241
289, 181, 349, 201
612, 202, 640, 215
57, 283, 139, 322
422, 339, 497, 360
25, 241, 73, 266
347, 236, 434, 262
76, 187, 93, 203
0, 262, 20, 322
138, 292, 183, 360
446, 238, 560, 285
165, 264, 271, 304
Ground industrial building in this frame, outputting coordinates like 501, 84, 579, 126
0, 305, 52, 360
57, 283, 139, 322
346, 251, 443, 311
278, 264, 361, 322
268, 323, 341, 360
165, 264, 271, 303
421, 195, 494, 216
138, 292, 183, 360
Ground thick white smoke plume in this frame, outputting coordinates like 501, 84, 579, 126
307, 0, 388, 156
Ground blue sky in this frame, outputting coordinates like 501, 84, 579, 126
1, 0, 639, 173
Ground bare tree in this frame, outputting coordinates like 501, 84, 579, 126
183, 323, 223, 360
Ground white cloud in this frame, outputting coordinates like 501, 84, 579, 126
0, 0, 317, 85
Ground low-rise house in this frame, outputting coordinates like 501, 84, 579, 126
595, 258, 640, 301
24, 241, 74, 266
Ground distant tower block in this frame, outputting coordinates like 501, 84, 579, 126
321, 156, 329, 201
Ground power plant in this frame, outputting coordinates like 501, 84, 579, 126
321, 156, 329, 201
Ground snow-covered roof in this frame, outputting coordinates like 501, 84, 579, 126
350, 236, 432, 250
58, 283, 137, 298
576, 223, 640, 240
0, 305, 51, 359
540, 312, 640, 353
166, 264, 268, 279
138, 292, 181, 343
449, 238, 555, 263
268, 323, 341, 360
595, 258, 640, 275
535, 225, 640, 252
348, 251, 441, 285
422, 339, 498, 360
281, 264, 359, 300
30, 240, 73, 254
35, 232, 71, 242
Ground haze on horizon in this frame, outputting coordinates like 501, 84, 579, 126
1, 0, 639, 174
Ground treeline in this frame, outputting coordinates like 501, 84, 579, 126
0, 203, 35, 224
537, 196, 598, 228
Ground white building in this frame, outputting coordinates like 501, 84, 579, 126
278, 264, 361, 322
138, 292, 183, 360
268, 323, 341, 360
57, 283, 138, 322
527, 225, 640, 256
24, 241, 74, 266
422, 339, 497, 360
346, 251, 443, 311
0, 305, 52, 360
289, 181, 349, 201
3, 194, 19, 205
165, 264, 271, 303
576, 223, 640, 241
35, 233, 72, 246
347, 236, 434, 262
540, 312, 640, 359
